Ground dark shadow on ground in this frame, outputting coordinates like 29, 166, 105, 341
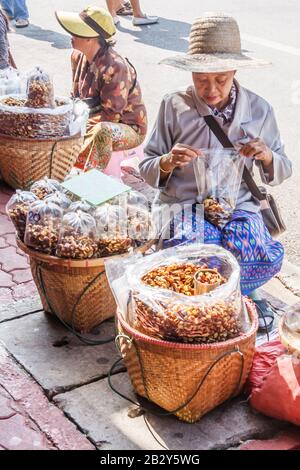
116, 16, 191, 52
13, 24, 71, 49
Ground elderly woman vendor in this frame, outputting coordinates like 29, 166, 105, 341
56, 6, 147, 171
139, 14, 292, 330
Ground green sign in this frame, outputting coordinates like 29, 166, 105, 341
62, 169, 131, 206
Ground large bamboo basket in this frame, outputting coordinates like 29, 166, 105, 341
0, 133, 83, 190
116, 299, 258, 423
17, 239, 153, 333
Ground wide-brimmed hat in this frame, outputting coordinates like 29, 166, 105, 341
55, 5, 116, 39
160, 13, 270, 72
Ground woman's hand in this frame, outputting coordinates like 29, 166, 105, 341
239, 138, 273, 168
160, 143, 202, 173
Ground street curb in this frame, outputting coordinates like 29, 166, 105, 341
277, 260, 300, 298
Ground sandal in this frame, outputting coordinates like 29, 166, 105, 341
116, 4, 133, 16
252, 299, 275, 333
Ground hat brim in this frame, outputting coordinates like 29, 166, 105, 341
55, 11, 99, 38
160, 53, 271, 73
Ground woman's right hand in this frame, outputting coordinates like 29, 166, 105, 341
160, 143, 202, 173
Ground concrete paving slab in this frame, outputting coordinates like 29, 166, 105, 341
0, 312, 122, 397
53, 372, 287, 451
0, 296, 42, 323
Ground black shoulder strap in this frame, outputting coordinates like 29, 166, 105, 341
204, 115, 266, 201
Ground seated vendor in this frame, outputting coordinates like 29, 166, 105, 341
139, 13, 292, 331
55, 5, 147, 171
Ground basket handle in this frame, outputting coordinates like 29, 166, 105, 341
35, 263, 115, 346
110, 334, 245, 416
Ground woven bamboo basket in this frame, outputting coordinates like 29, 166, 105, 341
0, 133, 83, 190
17, 239, 153, 333
116, 299, 258, 423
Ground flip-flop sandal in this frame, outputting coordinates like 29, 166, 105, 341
116, 5, 133, 16
253, 299, 275, 333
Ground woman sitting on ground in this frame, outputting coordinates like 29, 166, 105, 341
139, 13, 292, 331
55, 5, 147, 171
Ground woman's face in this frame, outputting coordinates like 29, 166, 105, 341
192, 71, 236, 108
71, 35, 89, 53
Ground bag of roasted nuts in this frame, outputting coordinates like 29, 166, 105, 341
95, 204, 133, 257
6, 190, 38, 241
25, 67, 55, 109
24, 199, 63, 254
124, 244, 250, 344
56, 210, 98, 259
30, 177, 63, 200
194, 149, 245, 229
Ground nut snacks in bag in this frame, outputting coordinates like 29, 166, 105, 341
193, 149, 245, 229
105, 244, 251, 344
25, 67, 55, 109
6, 190, 38, 241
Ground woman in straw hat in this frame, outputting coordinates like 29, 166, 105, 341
139, 13, 292, 331
55, 5, 147, 171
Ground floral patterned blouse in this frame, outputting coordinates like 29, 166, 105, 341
71, 46, 147, 136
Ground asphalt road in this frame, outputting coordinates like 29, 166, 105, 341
7, 0, 300, 265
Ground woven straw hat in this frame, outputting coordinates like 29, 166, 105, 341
160, 13, 270, 72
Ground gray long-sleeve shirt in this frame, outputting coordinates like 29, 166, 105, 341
0, 11, 9, 70
140, 80, 292, 213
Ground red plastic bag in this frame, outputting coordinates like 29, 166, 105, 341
247, 338, 300, 426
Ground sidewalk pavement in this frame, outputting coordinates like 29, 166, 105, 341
1, 180, 300, 450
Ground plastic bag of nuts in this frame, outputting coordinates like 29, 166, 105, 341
24, 199, 63, 254
30, 177, 63, 200
95, 204, 133, 257
193, 149, 245, 229
68, 200, 94, 214
125, 244, 250, 343
6, 190, 38, 241
56, 210, 98, 259
25, 67, 55, 109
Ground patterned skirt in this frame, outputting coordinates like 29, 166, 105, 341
75, 121, 145, 171
163, 208, 284, 295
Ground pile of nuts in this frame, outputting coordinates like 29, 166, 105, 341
141, 263, 207, 296
133, 262, 241, 343
203, 197, 233, 227
31, 186, 54, 200
97, 236, 133, 257
0, 97, 25, 107
25, 221, 59, 254
7, 203, 29, 240
195, 269, 226, 285
56, 232, 98, 259
0, 96, 71, 138
134, 297, 241, 343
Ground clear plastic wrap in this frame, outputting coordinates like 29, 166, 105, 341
44, 191, 71, 210
56, 210, 98, 259
193, 149, 245, 229
68, 99, 89, 137
24, 200, 63, 254
30, 177, 63, 200
106, 244, 250, 344
0, 67, 22, 95
68, 200, 94, 214
283, 305, 300, 334
6, 190, 38, 240
0, 94, 73, 138
25, 67, 55, 109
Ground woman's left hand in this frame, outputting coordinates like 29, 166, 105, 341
239, 138, 273, 168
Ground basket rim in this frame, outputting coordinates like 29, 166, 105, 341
17, 237, 155, 268
117, 297, 258, 351
0, 131, 82, 143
